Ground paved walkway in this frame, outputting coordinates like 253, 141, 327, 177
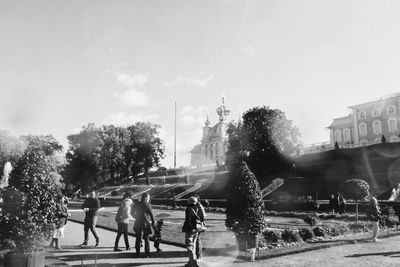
46, 221, 400, 267
45, 221, 240, 267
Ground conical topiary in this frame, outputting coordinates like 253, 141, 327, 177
225, 161, 267, 235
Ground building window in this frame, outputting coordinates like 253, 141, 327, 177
372, 120, 382, 135
372, 108, 380, 118
388, 118, 397, 132
343, 128, 351, 141
359, 111, 366, 120
334, 130, 342, 142
359, 123, 367, 137
387, 105, 396, 115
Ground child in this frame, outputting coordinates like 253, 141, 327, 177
153, 219, 164, 253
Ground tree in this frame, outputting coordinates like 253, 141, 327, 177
226, 106, 302, 180
225, 161, 267, 250
342, 179, 370, 223
0, 135, 62, 253
63, 123, 103, 193
127, 122, 165, 184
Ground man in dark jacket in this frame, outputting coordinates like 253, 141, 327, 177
131, 192, 155, 257
182, 196, 201, 267
80, 191, 101, 247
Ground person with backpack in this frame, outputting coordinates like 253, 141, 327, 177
114, 190, 133, 251
182, 196, 202, 267
366, 197, 381, 242
131, 192, 155, 257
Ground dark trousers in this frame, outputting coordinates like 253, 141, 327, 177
135, 228, 150, 253
196, 232, 202, 259
83, 216, 99, 244
115, 223, 130, 249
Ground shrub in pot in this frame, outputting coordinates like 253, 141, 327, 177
225, 161, 267, 251
0, 136, 62, 266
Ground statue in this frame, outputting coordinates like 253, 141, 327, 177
0, 162, 12, 188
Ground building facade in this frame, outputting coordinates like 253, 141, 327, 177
328, 92, 400, 148
190, 98, 230, 167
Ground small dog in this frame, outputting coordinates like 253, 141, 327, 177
153, 219, 164, 253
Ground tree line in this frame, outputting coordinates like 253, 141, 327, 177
0, 106, 302, 194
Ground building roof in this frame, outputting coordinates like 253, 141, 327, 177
327, 115, 353, 128
348, 92, 400, 109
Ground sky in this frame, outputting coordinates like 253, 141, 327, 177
2, 0, 400, 168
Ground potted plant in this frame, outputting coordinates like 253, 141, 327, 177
225, 161, 267, 253
0, 136, 62, 267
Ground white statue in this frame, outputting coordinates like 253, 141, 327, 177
0, 162, 12, 188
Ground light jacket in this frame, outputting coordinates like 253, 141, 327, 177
115, 198, 133, 224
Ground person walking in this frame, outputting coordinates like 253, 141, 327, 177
114, 190, 133, 251
49, 195, 69, 250
366, 197, 381, 242
131, 192, 155, 257
182, 196, 201, 267
193, 194, 206, 262
338, 193, 347, 214
80, 191, 101, 247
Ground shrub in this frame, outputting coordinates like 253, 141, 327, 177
303, 215, 318, 226
323, 225, 348, 237
0, 136, 62, 253
111, 190, 119, 196
281, 228, 302, 243
225, 161, 267, 235
298, 228, 314, 241
342, 179, 370, 223
263, 230, 281, 243
313, 226, 326, 237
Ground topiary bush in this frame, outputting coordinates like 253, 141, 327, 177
342, 179, 370, 223
298, 228, 314, 241
313, 226, 326, 237
281, 228, 302, 243
263, 230, 282, 243
303, 215, 318, 226
225, 161, 267, 236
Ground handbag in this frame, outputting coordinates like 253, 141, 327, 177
190, 208, 206, 232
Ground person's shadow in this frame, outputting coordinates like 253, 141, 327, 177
346, 251, 400, 258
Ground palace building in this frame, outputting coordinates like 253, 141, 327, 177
190, 98, 230, 167
328, 92, 400, 148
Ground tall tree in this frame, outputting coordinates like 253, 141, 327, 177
226, 106, 302, 180
63, 123, 103, 193
127, 122, 165, 184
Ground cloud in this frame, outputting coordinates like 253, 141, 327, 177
165, 73, 214, 88
116, 73, 148, 88
113, 88, 149, 107
179, 105, 209, 127
244, 45, 255, 56
105, 112, 159, 126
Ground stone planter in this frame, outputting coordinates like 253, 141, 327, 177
235, 234, 259, 252
4, 251, 46, 267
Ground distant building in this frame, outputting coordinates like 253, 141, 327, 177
328, 92, 400, 148
190, 98, 230, 167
